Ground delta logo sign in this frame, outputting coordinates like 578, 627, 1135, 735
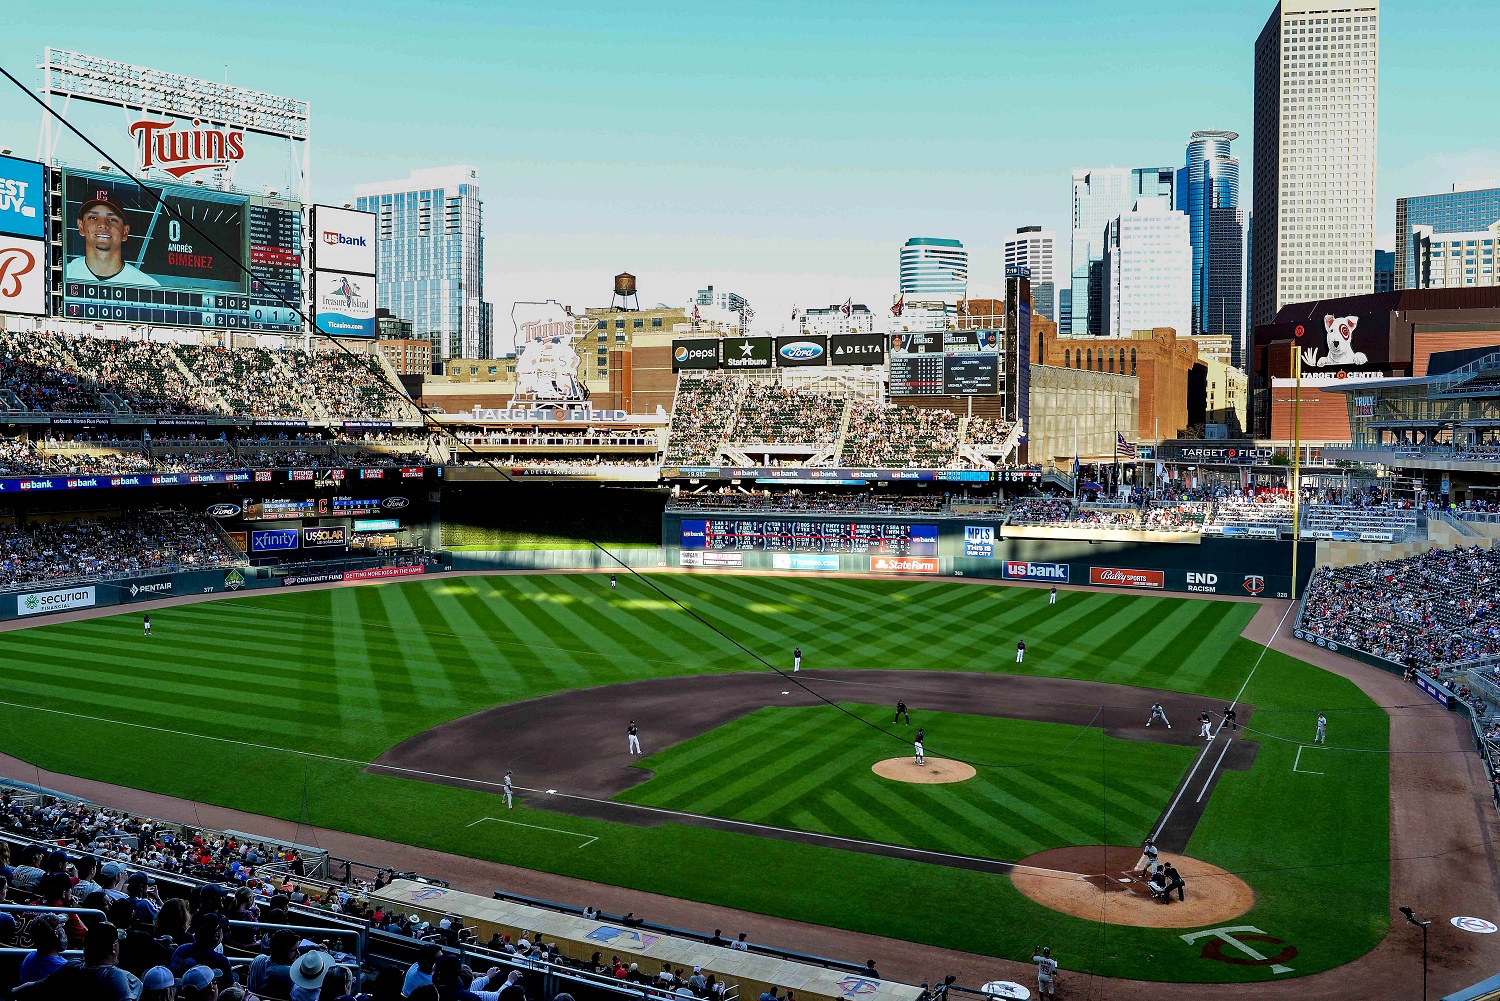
130, 118, 245, 178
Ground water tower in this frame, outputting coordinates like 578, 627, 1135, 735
611, 272, 640, 311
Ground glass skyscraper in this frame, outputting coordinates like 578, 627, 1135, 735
899, 237, 968, 302
1071, 167, 1175, 336
1178, 131, 1245, 347
354, 165, 493, 361
1394, 185, 1500, 288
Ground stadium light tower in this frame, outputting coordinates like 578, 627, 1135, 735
1399, 906, 1431, 1001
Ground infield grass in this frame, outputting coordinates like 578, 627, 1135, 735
0, 573, 1389, 983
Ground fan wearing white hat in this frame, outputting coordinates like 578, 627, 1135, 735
290, 949, 332, 1000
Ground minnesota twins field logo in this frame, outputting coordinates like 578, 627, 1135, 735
1182, 926, 1296, 974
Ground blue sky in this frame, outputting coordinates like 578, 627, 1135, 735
3, 0, 1498, 334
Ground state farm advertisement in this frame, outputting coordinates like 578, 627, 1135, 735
870, 556, 939, 575
1090, 566, 1165, 589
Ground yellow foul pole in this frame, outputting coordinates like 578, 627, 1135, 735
1291, 345, 1302, 600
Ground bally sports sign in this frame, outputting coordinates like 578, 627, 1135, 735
1090, 566, 1165, 589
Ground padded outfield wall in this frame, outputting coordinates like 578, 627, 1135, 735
662, 512, 1315, 599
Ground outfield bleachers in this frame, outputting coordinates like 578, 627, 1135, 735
1302, 503, 1422, 541
0, 508, 244, 590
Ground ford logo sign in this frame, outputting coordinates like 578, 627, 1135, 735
206, 503, 241, 518
779, 341, 823, 361
382, 496, 411, 510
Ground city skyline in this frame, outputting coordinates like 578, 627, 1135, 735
0, 0, 1497, 335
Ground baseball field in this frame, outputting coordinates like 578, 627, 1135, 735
0, 571, 1391, 983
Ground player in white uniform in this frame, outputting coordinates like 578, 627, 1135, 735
503, 770, 514, 810
1049, 586, 1057, 605
913, 728, 925, 766
1031, 947, 1058, 1000
627, 721, 642, 754
793, 646, 801, 672
1315, 712, 1327, 744
1146, 703, 1170, 728
1015, 640, 1026, 664
143, 614, 151, 637
1198, 711, 1213, 739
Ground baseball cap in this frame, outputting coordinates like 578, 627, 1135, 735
42, 849, 71, 870
78, 196, 126, 220
180, 965, 221, 989
143, 966, 175, 990
100, 862, 123, 878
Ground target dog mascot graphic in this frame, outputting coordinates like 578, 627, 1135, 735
1303, 314, 1368, 368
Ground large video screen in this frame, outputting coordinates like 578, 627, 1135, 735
61, 169, 302, 331
681, 518, 938, 555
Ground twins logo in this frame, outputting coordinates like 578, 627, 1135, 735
0, 245, 36, 299
1242, 575, 1266, 595
1302, 314, 1368, 368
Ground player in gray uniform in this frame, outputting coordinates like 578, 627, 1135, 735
503, 770, 514, 810
1315, 712, 1327, 744
1147, 703, 1170, 728
1031, 947, 1058, 1000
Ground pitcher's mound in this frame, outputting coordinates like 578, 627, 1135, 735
1011, 845, 1253, 928
872, 757, 977, 784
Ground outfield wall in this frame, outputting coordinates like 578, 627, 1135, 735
661, 513, 1315, 599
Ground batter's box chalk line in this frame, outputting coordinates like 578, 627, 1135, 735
1293, 745, 1326, 775
467, 816, 598, 849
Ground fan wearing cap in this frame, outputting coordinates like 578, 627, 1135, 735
178, 963, 222, 1000
141, 965, 176, 1001
11, 921, 143, 1001
66, 196, 160, 287
170, 912, 236, 985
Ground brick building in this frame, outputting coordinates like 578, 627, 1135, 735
1031, 317, 1199, 440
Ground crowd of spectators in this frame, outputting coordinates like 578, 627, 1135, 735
0, 330, 420, 423
1298, 546, 1500, 667
0, 509, 243, 590
1205, 490, 1295, 534
839, 404, 960, 467
1007, 497, 1075, 526
729, 385, 845, 445
665, 374, 743, 464
1141, 501, 1213, 531
667, 488, 946, 515
0, 431, 439, 478
962, 418, 1018, 447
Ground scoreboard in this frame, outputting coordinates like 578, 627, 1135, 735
889, 329, 1001, 397
682, 518, 939, 555
61, 168, 303, 332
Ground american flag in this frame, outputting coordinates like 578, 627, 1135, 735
1116, 432, 1138, 459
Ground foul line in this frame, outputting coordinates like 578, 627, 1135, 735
1229, 600, 1297, 711
1151, 739, 1216, 842
1196, 739, 1233, 803
467, 816, 597, 850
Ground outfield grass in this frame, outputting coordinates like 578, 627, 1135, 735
620, 704, 1199, 860
0, 574, 1389, 982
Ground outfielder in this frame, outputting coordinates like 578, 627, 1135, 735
503, 770, 514, 810
1198, 710, 1213, 740
1049, 586, 1057, 605
1146, 703, 1170, 728
627, 721, 642, 754
793, 646, 802, 672
143, 614, 152, 637
1016, 639, 1026, 664
1031, 947, 1058, 1001
610, 574, 617, 590
914, 728, 925, 766
1315, 712, 1327, 744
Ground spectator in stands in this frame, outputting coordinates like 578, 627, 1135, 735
156, 897, 193, 946
248, 928, 300, 996
117, 906, 173, 978
72, 855, 103, 904
170, 912, 235, 985
18, 916, 67, 985
321, 964, 368, 1001
405, 944, 443, 995
12, 920, 142, 1000
38, 871, 87, 948
98, 861, 126, 902
290, 948, 332, 1000
177, 965, 222, 1001
140, 966, 176, 1001
126, 872, 161, 923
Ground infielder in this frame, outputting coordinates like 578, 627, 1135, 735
143, 614, 152, 637
1049, 586, 1057, 605
1031, 947, 1058, 1001
1315, 712, 1327, 744
914, 728, 925, 766
1198, 710, 1213, 740
793, 646, 802, 673
1146, 703, 1170, 728
893, 700, 911, 725
1016, 639, 1026, 664
627, 721, 641, 754
503, 770, 514, 810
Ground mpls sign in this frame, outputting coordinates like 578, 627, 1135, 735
964, 525, 996, 558
130, 118, 245, 178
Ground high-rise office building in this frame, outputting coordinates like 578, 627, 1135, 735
899, 237, 968, 302
1071, 167, 1176, 336
1394, 184, 1500, 288
695, 285, 752, 332
1058, 289, 1073, 335
1250, 0, 1380, 328
1004, 227, 1056, 319
355, 165, 493, 360
1102, 197, 1193, 339
1178, 131, 1245, 347
1407, 224, 1500, 289
1374, 250, 1395, 292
